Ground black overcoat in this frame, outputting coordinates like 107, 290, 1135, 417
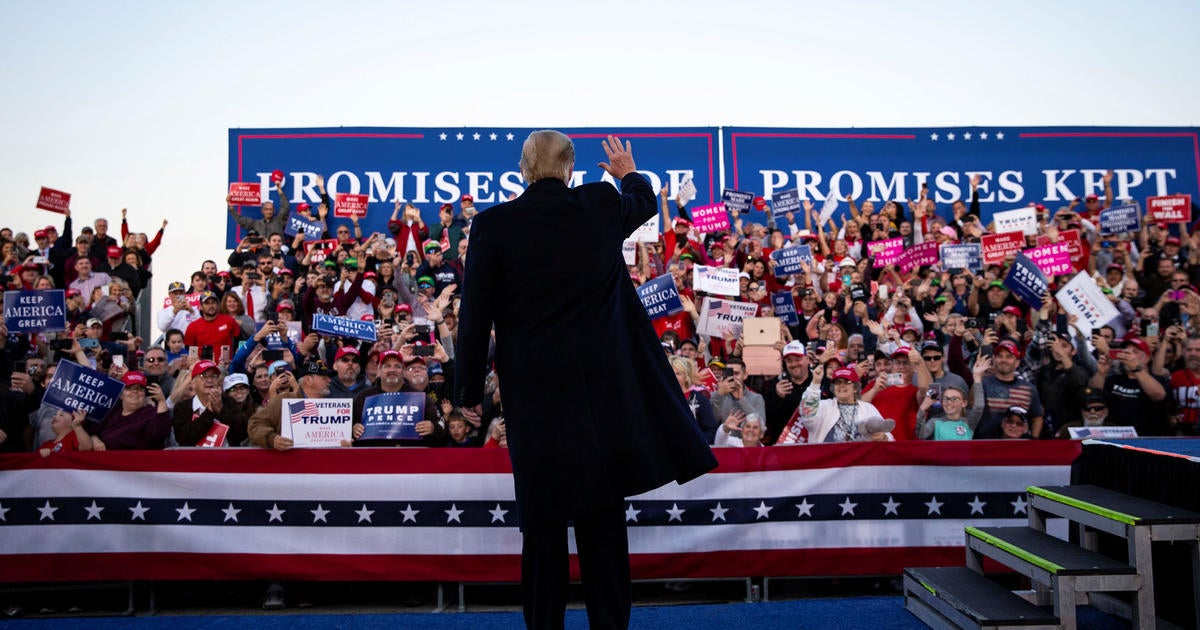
455, 172, 718, 530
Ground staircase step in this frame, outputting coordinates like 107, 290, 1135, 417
904, 567, 1059, 627
966, 526, 1136, 577
1029, 485, 1200, 526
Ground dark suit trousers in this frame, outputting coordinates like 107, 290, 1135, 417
521, 501, 631, 630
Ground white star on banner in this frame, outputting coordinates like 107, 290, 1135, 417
995, 132, 1005, 140
84, 501, 104, 521
266, 504, 286, 523
129, 501, 149, 521
355, 504, 375, 523
439, 133, 447, 141
445, 504, 464, 523
37, 500, 58, 521
222, 503, 241, 523
0, 503, 8, 522
665, 503, 685, 522
930, 133, 939, 141
925, 496, 944, 516
968, 496, 987, 515
625, 504, 640, 523
506, 133, 515, 141
489, 133, 498, 141
753, 501, 774, 520
796, 499, 814, 518
882, 497, 901, 516
311, 504, 330, 523
472, 132, 481, 141
399, 504, 419, 523
838, 497, 858, 516
1011, 495, 1028, 515
455, 133, 464, 141
709, 502, 729, 522
979, 132, 988, 140
489, 504, 509, 523
947, 133, 956, 141
963, 132, 972, 140
176, 502, 196, 522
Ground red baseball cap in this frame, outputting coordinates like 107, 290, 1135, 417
122, 371, 147, 387
831, 367, 860, 383
275, 300, 294, 312
1001, 305, 1023, 317
1125, 337, 1151, 356
1165, 236, 1182, 246
890, 346, 912, 359
335, 346, 360, 361
44, 225, 58, 233
107, 246, 122, 258
395, 303, 413, 313
674, 217, 691, 228
270, 169, 284, 184
190, 360, 219, 378
296, 203, 310, 213
377, 350, 403, 366
359, 313, 375, 321
1085, 193, 1100, 201
752, 196, 767, 210
996, 340, 1022, 358
461, 194, 474, 202
34, 230, 47, 239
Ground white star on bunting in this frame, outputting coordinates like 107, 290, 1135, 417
665, 503, 685, 522
455, 133, 464, 141
84, 501, 104, 521
947, 133, 956, 141
968, 496, 987, 515
963, 132, 972, 140
129, 501, 150, 521
355, 504, 375, 523
222, 503, 241, 523
506, 133, 514, 141
399, 504, 419, 523
489, 504, 508, 523
709, 502, 729, 522
445, 504, 464, 523
439, 133, 447, 141
995, 132, 1004, 140
311, 504, 330, 523
37, 500, 58, 521
882, 497, 901, 516
930, 133, 939, 141
624, 504, 640, 523
796, 499, 814, 518
472, 132, 481, 141
752, 501, 774, 520
979, 132, 988, 140
176, 502, 196, 522
266, 504, 286, 523
838, 497, 858, 516
489, 133, 497, 141
0, 503, 8, 522
1011, 495, 1028, 515
925, 496, 944, 515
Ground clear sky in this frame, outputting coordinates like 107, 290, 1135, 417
2, 0, 1197, 311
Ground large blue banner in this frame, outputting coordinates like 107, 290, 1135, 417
721, 126, 1200, 228
228, 127, 720, 248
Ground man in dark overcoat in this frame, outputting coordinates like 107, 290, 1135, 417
456, 131, 717, 629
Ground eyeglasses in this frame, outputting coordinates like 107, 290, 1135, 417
145, 356, 165, 363
196, 373, 220, 380
923, 355, 943, 361
1083, 405, 1106, 412
942, 396, 964, 403
405, 366, 427, 372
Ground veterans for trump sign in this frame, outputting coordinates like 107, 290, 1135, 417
281, 398, 353, 448
694, 265, 740, 296
1147, 194, 1191, 224
697, 298, 758, 338
636, 274, 683, 319
4, 290, 66, 333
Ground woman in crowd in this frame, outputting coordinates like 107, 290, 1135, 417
669, 355, 719, 443
713, 411, 765, 447
90, 371, 172, 451
221, 291, 256, 340
792, 364, 893, 443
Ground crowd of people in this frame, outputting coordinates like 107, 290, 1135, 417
1, 169, 1197, 456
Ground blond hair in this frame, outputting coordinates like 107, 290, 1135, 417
519, 130, 574, 183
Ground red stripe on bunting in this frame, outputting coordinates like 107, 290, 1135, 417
0, 548, 1008, 583
0, 440, 1081, 475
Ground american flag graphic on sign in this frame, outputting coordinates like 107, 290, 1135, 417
289, 400, 320, 424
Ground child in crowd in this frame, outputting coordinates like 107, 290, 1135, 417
38, 408, 93, 456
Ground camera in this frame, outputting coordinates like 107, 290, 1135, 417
413, 344, 436, 357
247, 271, 261, 281
406, 252, 416, 267
965, 318, 979, 329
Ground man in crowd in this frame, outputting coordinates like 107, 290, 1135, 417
86, 218, 118, 263
414, 241, 460, 295
762, 340, 813, 445
352, 351, 447, 447
861, 345, 929, 440
248, 357, 337, 451
183, 291, 239, 364
710, 357, 767, 425
68, 258, 111, 308
1090, 337, 1171, 436
329, 346, 367, 398
157, 281, 200, 336
1170, 336, 1200, 435
979, 340, 1045, 439
228, 179, 289, 238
